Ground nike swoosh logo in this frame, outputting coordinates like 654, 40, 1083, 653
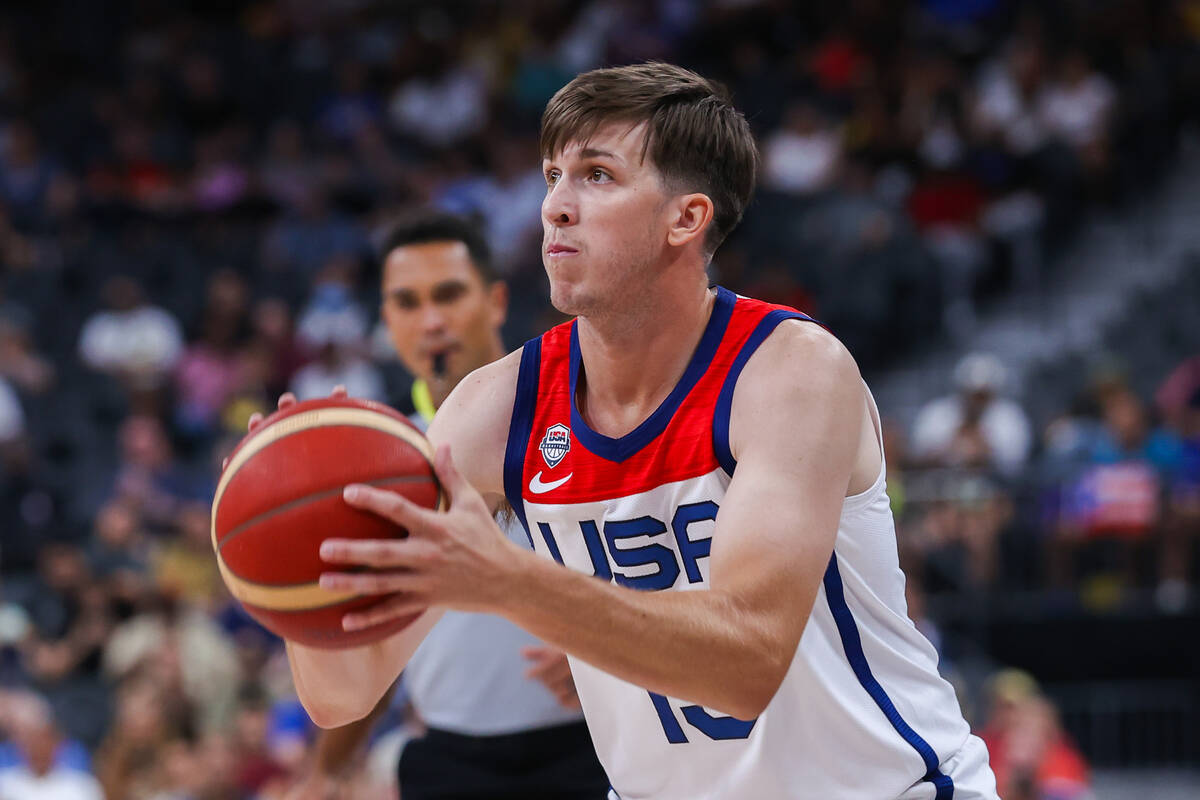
529, 471, 573, 494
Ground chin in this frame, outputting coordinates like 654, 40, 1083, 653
549, 282, 591, 317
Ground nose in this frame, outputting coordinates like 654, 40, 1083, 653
542, 179, 576, 228
419, 304, 447, 335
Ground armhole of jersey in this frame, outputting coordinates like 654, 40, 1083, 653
712, 310, 809, 476
503, 338, 542, 548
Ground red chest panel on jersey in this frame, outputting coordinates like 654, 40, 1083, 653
516, 288, 804, 505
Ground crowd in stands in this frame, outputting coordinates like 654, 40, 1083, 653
0, 0, 1197, 797
894, 350, 1200, 614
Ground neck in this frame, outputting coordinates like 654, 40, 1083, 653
575, 279, 714, 437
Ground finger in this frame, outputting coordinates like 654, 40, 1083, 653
331, 384, 348, 398
342, 593, 426, 631
551, 678, 581, 709
527, 658, 572, 683
319, 537, 438, 569
318, 569, 424, 596
341, 484, 441, 535
248, 412, 264, 432
278, 392, 297, 410
521, 645, 558, 664
555, 688, 582, 711
431, 444, 471, 505
221, 457, 229, 471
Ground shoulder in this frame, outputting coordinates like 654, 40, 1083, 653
737, 319, 861, 405
728, 320, 863, 456
426, 348, 525, 500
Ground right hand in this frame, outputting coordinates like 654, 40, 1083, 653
223, 386, 348, 470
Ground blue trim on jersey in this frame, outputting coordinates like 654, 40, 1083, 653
824, 555, 955, 800
503, 339, 542, 548
712, 309, 810, 475
568, 286, 736, 463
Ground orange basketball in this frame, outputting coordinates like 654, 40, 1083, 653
211, 397, 442, 649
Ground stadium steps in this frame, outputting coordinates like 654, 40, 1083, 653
870, 133, 1200, 429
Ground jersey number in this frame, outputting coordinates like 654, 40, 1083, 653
648, 691, 756, 743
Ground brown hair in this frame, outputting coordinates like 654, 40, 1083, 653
541, 62, 758, 255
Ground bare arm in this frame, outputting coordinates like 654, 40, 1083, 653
322, 324, 868, 718
286, 612, 437, 729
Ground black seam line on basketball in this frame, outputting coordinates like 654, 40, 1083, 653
216, 475, 434, 551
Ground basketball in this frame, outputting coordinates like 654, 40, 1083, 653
210, 397, 443, 649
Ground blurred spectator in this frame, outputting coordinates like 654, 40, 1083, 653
77, 276, 183, 394
0, 439, 58, 576
102, 591, 240, 737
971, 36, 1050, 159
434, 132, 546, 273
17, 544, 112, 689
1159, 388, 1200, 610
1155, 351, 1200, 431
1037, 50, 1115, 183
260, 189, 371, 280
1049, 388, 1184, 598
173, 269, 251, 440
152, 503, 224, 612
92, 678, 191, 800
0, 121, 61, 233
289, 267, 385, 401
0, 309, 54, 396
388, 52, 489, 147
980, 670, 1093, 800
761, 101, 843, 195
85, 500, 151, 621
911, 353, 1033, 476
318, 61, 384, 145
229, 686, 289, 796
0, 691, 103, 800
246, 297, 309, 401
111, 415, 202, 531
259, 120, 320, 213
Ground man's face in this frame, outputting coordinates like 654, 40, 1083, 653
380, 241, 506, 389
541, 122, 676, 317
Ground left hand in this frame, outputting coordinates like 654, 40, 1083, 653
523, 645, 581, 710
318, 444, 526, 631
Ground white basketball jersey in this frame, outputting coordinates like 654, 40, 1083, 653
503, 288, 998, 799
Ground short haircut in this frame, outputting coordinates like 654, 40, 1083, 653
378, 211, 498, 283
541, 62, 759, 255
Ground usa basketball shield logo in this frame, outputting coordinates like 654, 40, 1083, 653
539, 423, 571, 468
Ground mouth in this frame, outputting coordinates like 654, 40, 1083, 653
545, 243, 579, 258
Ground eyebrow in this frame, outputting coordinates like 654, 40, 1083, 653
579, 147, 620, 161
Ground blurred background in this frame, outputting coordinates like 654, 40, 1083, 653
0, 0, 1197, 798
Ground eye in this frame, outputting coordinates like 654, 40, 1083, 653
432, 283, 468, 305
390, 293, 418, 311
589, 168, 612, 183
545, 169, 561, 187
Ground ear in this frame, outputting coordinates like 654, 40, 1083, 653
487, 281, 509, 328
666, 193, 714, 249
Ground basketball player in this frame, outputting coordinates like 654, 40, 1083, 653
284, 214, 608, 799
279, 63, 1000, 799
